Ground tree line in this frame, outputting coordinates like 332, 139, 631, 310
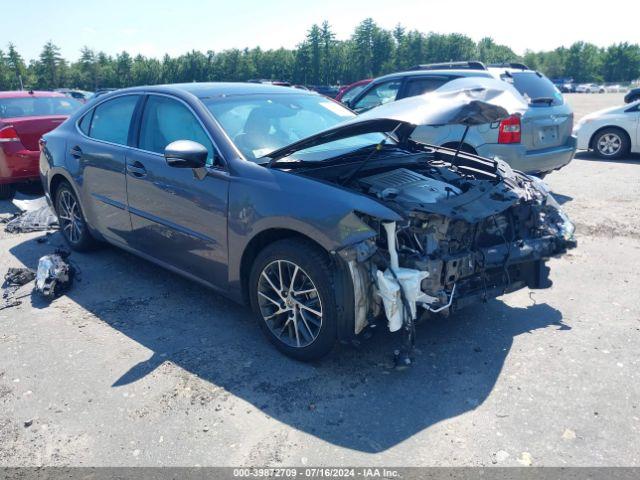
1, 18, 639, 91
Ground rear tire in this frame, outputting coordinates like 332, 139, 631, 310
249, 239, 339, 361
593, 128, 629, 159
54, 182, 98, 251
0, 184, 16, 200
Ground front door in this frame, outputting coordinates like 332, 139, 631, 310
125, 94, 229, 289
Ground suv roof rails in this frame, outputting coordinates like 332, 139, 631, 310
409, 61, 487, 71
488, 62, 530, 71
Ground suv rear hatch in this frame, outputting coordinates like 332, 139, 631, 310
504, 71, 573, 151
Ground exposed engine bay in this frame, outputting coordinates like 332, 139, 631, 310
300, 144, 577, 366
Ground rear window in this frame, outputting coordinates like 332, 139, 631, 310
504, 72, 564, 106
0, 96, 81, 118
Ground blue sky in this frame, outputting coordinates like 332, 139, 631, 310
5, 0, 639, 61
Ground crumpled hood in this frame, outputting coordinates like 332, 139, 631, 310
267, 77, 528, 162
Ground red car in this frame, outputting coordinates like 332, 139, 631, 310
0, 91, 81, 199
335, 78, 372, 104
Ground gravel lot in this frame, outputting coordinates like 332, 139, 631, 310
1, 93, 639, 467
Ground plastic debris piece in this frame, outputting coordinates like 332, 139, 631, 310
4, 206, 58, 233
35, 252, 75, 299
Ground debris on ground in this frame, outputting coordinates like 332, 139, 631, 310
517, 452, 533, 466
1, 267, 36, 311
35, 250, 75, 300
3, 205, 58, 233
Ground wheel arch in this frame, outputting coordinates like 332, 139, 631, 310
239, 228, 330, 304
49, 173, 71, 203
589, 125, 632, 150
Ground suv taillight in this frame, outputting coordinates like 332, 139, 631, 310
0, 126, 20, 143
498, 115, 521, 144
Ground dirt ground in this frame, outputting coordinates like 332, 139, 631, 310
1, 93, 638, 467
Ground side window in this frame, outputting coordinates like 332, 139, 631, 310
403, 76, 451, 98
139, 95, 218, 166
88, 95, 139, 145
341, 84, 366, 104
353, 80, 402, 112
78, 111, 92, 135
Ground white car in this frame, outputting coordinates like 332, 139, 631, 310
574, 101, 640, 158
576, 83, 605, 94
605, 84, 626, 93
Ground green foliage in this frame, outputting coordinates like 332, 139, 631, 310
1, 20, 638, 91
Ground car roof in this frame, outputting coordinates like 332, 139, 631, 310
370, 69, 494, 84
111, 82, 320, 99
0, 90, 67, 99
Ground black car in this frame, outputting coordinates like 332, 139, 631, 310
624, 87, 640, 104
40, 83, 576, 362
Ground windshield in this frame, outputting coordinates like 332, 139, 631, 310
502, 72, 564, 106
0, 96, 82, 118
203, 93, 386, 161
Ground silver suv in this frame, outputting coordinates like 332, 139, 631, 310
344, 62, 576, 177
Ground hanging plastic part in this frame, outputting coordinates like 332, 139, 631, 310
378, 221, 436, 369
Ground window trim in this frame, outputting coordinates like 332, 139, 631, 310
132, 92, 227, 170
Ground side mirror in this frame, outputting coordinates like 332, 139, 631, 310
164, 140, 208, 169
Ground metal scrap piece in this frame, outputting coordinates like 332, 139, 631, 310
1, 268, 36, 311
4, 206, 58, 234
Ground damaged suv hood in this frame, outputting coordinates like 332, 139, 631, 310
267, 77, 528, 163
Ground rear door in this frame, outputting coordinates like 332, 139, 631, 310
72, 94, 141, 243
125, 94, 229, 288
507, 72, 573, 151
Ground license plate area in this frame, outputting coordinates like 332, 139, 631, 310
538, 126, 559, 146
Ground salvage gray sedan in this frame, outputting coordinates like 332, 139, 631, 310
40, 83, 576, 362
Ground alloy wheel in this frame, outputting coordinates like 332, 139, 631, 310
257, 260, 323, 348
597, 133, 622, 156
58, 190, 84, 244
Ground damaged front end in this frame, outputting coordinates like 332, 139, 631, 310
335, 147, 576, 366
266, 77, 576, 365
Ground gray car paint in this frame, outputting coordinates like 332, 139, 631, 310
40, 83, 402, 307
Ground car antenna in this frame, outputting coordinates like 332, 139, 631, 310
340, 123, 402, 186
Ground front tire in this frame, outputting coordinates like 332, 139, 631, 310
593, 128, 629, 159
0, 184, 16, 200
54, 182, 97, 251
249, 239, 339, 361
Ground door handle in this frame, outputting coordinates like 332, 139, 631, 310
126, 161, 147, 178
70, 146, 83, 158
